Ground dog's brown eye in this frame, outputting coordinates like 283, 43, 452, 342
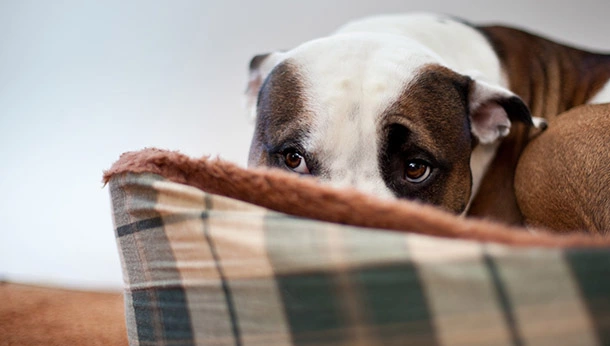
284, 150, 310, 174
405, 161, 431, 183
285, 151, 302, 168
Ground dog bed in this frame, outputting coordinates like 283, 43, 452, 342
104, 148, 610, 346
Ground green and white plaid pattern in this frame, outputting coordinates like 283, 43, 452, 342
109, 172, 610, 346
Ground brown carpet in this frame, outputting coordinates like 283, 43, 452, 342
0, 282, 127, 346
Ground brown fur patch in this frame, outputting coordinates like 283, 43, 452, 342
516, 104, 610, 234
104, 148, 610, 247
248, 59, 311, 168
479, 26, 610, 119
379, 65, 473, 213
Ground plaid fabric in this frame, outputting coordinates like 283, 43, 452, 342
109, 172, 610, 346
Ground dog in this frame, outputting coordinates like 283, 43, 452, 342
246, 13, 610, 229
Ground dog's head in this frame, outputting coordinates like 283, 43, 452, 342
246, 33, 532, 213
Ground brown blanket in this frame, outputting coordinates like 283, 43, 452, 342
0, 282, 126, 346
104, 148, 610, 248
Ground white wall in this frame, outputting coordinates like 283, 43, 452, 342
1, 0, 609, 290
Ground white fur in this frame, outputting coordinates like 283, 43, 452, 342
589, 80, 610, 104
285, 33, 443, 197
467, 142, 500, 211
532, 117, 548, 128
336, 13, 505, 86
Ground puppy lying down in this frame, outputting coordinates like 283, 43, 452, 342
245, 13, 610, 233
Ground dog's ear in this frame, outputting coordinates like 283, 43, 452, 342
246, 52, 284, 121
468, 79, 535, 144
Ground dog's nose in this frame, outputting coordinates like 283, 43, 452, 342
326, 173, 395, 199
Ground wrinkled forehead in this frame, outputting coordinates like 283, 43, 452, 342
284, 33, 445, 113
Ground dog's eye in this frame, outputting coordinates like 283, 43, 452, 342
405, 160, 431, 183
284, 149, 310, 174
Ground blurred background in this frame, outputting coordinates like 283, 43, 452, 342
1, 0, 609, 290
